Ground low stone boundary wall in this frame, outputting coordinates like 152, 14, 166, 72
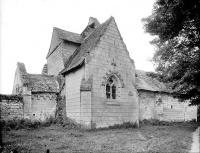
0, 94, 23, 120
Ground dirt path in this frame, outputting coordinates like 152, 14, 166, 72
190, 127, 199, 153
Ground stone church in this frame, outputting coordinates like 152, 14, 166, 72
12, 16, 197, 128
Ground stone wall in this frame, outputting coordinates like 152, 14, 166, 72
0, 94, 23, 120
138, 90, 197, 121
139, 91, 155, 120
65, 66, 84, 123
84, 19, 139, 128
80, 91, 92, 128
30, 93, 57, 121
0, 93, 57, 121
23, 94, 32, 118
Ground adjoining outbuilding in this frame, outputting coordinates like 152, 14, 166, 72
11, 62, 58, 120
5, 16, 197, 128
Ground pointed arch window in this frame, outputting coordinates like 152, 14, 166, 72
106, 76, 118, 99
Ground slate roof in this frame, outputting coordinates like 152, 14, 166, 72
61, 16, 114, 74
135, 70, 170, 93
46, 27, 84, 58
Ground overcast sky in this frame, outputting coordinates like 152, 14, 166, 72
0, 0, 156, 94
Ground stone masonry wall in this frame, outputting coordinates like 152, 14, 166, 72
30, 93, 57, 121
23, 94, 32, 118
80, 91, 92, 128
138, 90, 197, 121
85, 19, 139, 128
65, 66, 84, 123
139, 91, 155, 120
0, 94, 23, 120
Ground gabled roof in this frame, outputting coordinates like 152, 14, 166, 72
61, 16, 114, 74
17, 62, 58, 93
135, 70, 170, 93
46, 27, 84, 58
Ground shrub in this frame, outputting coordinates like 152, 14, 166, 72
1, 116, 57, 130
62, 117, 81, 129
89, 121, 138, 131
42, 116, 57, 127
139, 119, 173, 126
108, 122, 138, 129
190, 118, 197, 122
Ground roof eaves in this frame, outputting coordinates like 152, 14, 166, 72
60, 58, 85, 75
46, 27, 83, 59
137, 88, 170, 94
46, 42, 62, 58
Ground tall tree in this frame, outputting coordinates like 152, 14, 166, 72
142, 0, 200, 105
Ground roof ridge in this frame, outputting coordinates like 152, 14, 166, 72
61, 16, 114, 74
46, 27, 84, 58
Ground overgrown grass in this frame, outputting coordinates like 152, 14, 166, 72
0, 116, 83, 131
139, 119, 197, 126
2, 122, 199, 153
0, 116, 57, 130
1, 117, 197, 131
140, 119, 173, 126
61, 117, 82, 129
88, 121, 138, 131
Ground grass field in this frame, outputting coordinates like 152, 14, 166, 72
2, 122, 199, 153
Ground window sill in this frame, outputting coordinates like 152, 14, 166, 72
106, 99, 120, 106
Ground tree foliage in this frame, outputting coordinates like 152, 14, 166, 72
142, 0, 200, 105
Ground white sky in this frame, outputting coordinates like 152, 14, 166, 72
0, 0, 156, 94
